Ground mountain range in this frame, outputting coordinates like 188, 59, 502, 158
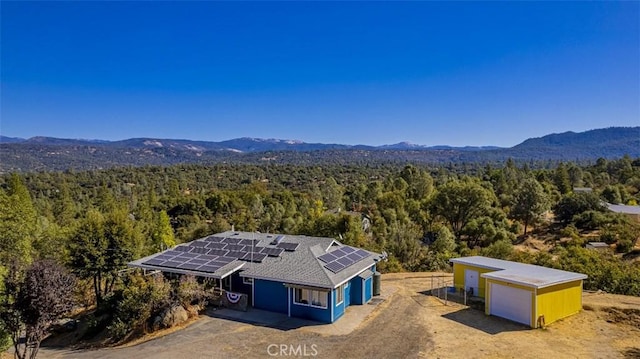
1, 127, 638, 172
0, 135, 502, 153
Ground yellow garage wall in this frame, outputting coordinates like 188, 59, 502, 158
452, 263, 499, 298
484, 278, 536, 327
536, 280, 583, 327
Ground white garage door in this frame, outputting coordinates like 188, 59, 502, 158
489, 283, 532, 326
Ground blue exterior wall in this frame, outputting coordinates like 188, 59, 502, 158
349, 271, 374, 305
252, 263, 378, 323
344, 281, 351, 307
289, 288, 332, 323
253, 279, 288, 314
332, 284, 346, 322
363, 276, 373, 303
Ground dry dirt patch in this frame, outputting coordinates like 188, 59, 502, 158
387, 274, 640, 359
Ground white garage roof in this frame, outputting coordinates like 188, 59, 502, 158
450, 256, 587, 289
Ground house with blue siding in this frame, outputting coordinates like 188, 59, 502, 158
129, 231, 383, 323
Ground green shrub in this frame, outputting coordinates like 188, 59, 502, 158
479, 240, 513, 260
108, 274, 171, 341
175, 275, 205, 307
572, 210, 610, 230
560, 224, 581, 241
616, 239, 634, 253
556, 247, 640, 296
0, 327, 10, 352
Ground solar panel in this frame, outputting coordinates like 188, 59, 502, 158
143, 258, 166, 266
210, 261, 231, 268
240, 252, 267, 262
207, 249, 229, 257
324, 261, 345, 273
197, 264, 222, 273
195, 254, 217, 261
177, 262, 202, 270
203, 236, 224, 243
177, 252, 197, 259
352, 249, 370, 259
190, 241, 207, 247
318, 252, 338, 263
270, 235, 286, 245
226, 250, 245, 259
222, 237, 242, 244
224, 244, 245, 252
205, 242, 227, 249
276, 242, 299, 251
156, 254, 176, 261
174, 246, 190, 252
162, 260, 183, 269
337, 256, 354, 266
329, 248, 348, 258
319, 245, 372, 273
164, 250, 182, 257
342, 246, 356, 254
190, 247, 210, 255
217, 256, 236, 264
188, 258, 209, 265
260, 247, 284, 257
239, 239, 259, 246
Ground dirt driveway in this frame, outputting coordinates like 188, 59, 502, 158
35, 273, 639, 359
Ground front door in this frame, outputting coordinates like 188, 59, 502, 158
464, 269, 479, 296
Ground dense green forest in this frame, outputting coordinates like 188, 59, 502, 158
1, 157, 640, 356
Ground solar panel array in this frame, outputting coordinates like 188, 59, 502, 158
142, 235, 300, 273
142, 249, 237, 274
319, 246, 371, 274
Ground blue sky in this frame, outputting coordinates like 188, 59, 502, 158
1, 1, 638, 147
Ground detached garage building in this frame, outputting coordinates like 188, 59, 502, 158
450, 256, 587, 328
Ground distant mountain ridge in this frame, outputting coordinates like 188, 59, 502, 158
0, 135, 503, 152
1, 126, 638, 172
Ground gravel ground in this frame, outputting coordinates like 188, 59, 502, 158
30, 273, 640, 359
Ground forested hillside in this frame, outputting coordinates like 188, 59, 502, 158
1, 157, 639, 355
1, 127, 638, 172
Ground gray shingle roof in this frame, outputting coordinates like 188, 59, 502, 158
129, 231, 382, 289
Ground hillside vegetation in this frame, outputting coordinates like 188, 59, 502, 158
1, 156, 639, 356
1, 127, 638, 172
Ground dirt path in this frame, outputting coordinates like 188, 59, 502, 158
321, 286, 433, 359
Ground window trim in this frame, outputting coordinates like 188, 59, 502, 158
243, 277, 253, 285
336, 283, 345, 306
293, 288, 328, 309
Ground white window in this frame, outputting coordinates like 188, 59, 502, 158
293, 288, 327, 309
243, 277, 253, 285
336, 284, 345, 305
